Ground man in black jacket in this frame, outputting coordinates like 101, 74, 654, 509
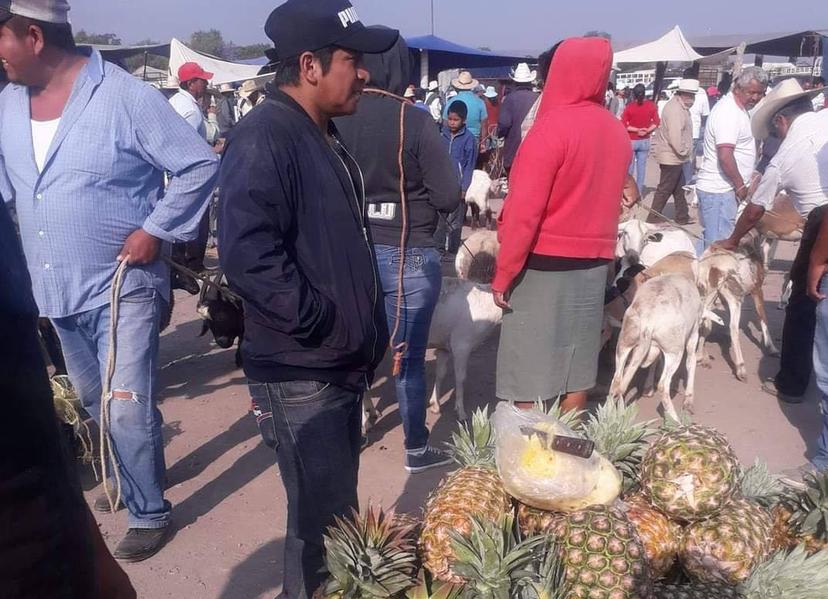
217, 1, 397, 597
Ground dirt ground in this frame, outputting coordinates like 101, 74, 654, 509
85, 177, 823, 599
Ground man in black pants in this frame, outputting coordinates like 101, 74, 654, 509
218, 1, 396, 597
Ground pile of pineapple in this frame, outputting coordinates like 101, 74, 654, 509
316, 402, 828, 598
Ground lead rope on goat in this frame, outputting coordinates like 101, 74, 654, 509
100, 259, 128, 514
161, 255, 243, 304
364, 88, 409, 376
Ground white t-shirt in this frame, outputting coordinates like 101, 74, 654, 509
169, 89, 207, 139
31, 118, 61, 173
688, 88, 711, 139
696, 93, 756, 194
750, 110, 828, 217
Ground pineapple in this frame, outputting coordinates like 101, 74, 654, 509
653, 545, 828, 599
679, 461, 779, 585
447, 514, 545, 598
623, 494, 680, 580
640, 424, 740, 522
551, 505, 653, 599
517, 502, 565, 537
316, 505, 419, 599
420, 409, 511, 584
582, 398, 656, 494
773, 471, 828, 554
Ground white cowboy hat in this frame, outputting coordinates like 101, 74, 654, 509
451, 70, 478, 90
751, 78, 822, 140
676, 79, 700, 94
239, 79, 262, 99
484, 85, 498, 98
219, 83, 234, 93
404, 86, 416, 98
428, 80, 439, 91
510, 63, 536, 84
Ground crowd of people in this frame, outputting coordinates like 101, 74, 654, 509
2, 0, 828, 598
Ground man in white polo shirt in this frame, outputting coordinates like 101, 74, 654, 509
717, 79, 827, 408
695, 66, 769, 248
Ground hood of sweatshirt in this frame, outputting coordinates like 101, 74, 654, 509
362, 26, 409, 96
540, 37, 613, 111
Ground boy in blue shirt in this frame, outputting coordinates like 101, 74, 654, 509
437, 101, 478, 255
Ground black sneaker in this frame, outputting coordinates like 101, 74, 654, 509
93, 493, 125, 513
113, 526, 172, 563
405, 446, 453, 474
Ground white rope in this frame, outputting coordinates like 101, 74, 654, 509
99, 259, 128, 513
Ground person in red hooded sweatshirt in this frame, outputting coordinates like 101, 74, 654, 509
492, 37, 637, 412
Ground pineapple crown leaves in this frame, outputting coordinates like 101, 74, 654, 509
658, 409, 694, 431
447, 407, 497, 468
537, 399, 585, 435
405, 570, 463, 599
447, 514, 544, 599
791, 471, 828, 538
739, 545, 828, 599
582, 398, 656, 490
322, 505, 419, 599
738, 459, 784, 506
518, 536, 570, 599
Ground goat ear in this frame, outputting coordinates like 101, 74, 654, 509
647, 232, 664, 242
199, 320, 210, 337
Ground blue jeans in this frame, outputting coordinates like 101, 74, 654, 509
248, 380, 362, 599
697, 189, 738, 250
812, 276, 828, 470
51, 287, 170, 529
682, 137, 703, 184
628, 139, 650, 193
374, 245, 442, 450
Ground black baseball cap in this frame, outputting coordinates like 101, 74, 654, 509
265, 0, 399, 61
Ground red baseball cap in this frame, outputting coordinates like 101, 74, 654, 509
177, 62, 214, 84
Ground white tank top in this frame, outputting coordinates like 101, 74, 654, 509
31, 118, 61, 172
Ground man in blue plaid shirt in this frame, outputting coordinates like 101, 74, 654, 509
0, 0, 218, 562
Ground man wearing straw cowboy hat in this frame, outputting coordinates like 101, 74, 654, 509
715, 79, 827, 415
216, 82, 238, 136
497, 62, 539, 175
0, 0, 218, 561
238, 78, 264, 117
443, 69, 488, 145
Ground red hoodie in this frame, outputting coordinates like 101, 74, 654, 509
492, 38, 632, 293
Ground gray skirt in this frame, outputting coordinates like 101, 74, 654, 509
496, 264, 608, 401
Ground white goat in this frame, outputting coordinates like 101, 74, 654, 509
615, 219, 697, 279
697, 234, 780, 382
428, 278, 502, 421
465, 170, 504, 230
609, 273, 717, 420
455, 230, 499, 282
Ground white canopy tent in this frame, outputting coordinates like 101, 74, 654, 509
168, 38, 270, 86
614, 26, 704, 64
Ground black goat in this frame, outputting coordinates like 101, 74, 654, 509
197, 273, 244, 368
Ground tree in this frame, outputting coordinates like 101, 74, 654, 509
74, 30, 122, 46
188, 29, 228, 59
584, 30, 612, 41
228, 43, 271, 61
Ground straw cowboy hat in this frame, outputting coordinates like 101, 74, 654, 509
510, 62, 536, 84
451, 70, 478, 90
239, 79, 262, 99
676, 79, 700, 94
752, 78, 823, 140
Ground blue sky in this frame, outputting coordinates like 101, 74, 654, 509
71, 0, 821, 52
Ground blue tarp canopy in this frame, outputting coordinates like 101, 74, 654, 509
405, 34, 533, 80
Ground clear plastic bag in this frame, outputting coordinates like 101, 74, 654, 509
492, 403, 622, 512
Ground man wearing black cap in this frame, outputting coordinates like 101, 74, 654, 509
217, 1, 397, 596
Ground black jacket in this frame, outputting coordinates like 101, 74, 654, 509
218, 89, 388, 390
335, 35, 461, 248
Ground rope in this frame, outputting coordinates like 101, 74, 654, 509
161, 256, 243, 304
638, 204, 705, 242
99, 259, 128, 513
364, 88, 409, 376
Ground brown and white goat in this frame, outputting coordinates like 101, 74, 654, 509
697, 233, 780, 382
